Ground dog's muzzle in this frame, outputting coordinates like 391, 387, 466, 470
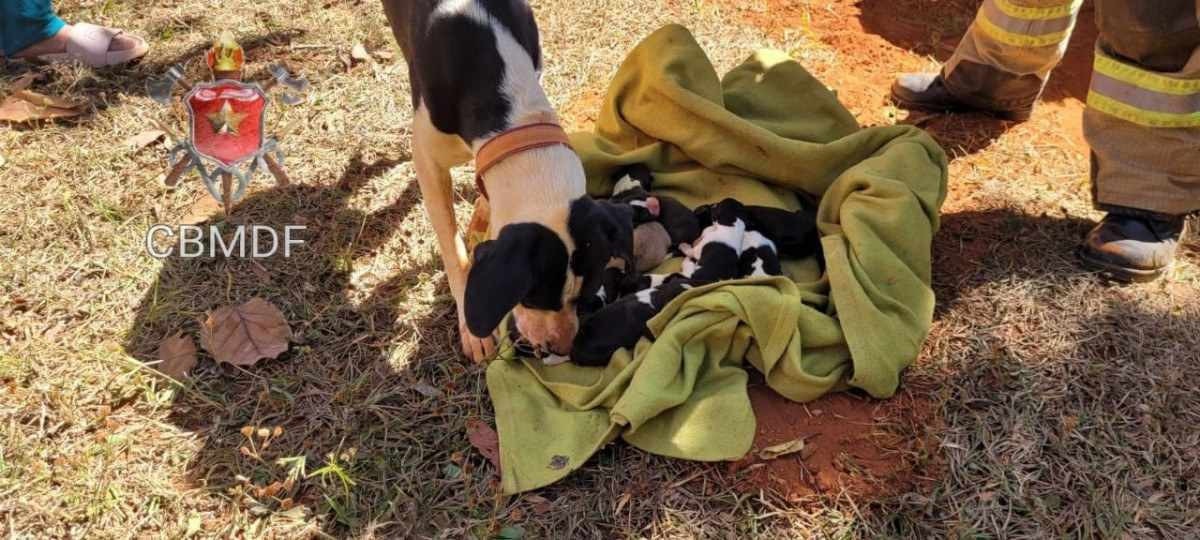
512, 305, 576, 356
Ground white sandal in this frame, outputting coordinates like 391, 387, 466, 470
33, 22, 149, 67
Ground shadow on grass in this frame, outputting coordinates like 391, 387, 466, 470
122, 152, 514, 536
932, 207, 1096, 312
856, 204, 1200, 536
869, 274, 1200, 537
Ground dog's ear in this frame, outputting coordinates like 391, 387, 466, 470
464, 223, 570, 337
464, 237, 534, 338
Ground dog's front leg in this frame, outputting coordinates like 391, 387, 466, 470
412, 107, 496, 362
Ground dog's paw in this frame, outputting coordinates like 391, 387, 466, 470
458, 318, 496, 363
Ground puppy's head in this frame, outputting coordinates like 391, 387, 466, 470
464, 197, 633, 356
611, 163, 654, 196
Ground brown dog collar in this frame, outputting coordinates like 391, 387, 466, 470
474, 122, 572, 199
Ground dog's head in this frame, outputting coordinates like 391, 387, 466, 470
464, 197, 633, 356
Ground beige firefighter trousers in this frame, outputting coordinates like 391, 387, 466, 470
943, 0, 1200, 217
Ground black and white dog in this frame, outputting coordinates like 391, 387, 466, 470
382, 0, 630, 361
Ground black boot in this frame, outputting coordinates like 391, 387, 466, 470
1078, 214, 1186, 283
891, 72, 1033, 122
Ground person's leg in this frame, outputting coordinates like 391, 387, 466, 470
1079, 0, 1200, 281
0, 0, 66, 57
2, 0, 147, 64
893, 0, 1083, 121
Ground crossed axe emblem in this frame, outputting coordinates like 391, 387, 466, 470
147, 57, 309, 215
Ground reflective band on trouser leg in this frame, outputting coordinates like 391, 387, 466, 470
974, 0, 1083, 48
942, 0, 1082, 109
1086, 49, 1200, 128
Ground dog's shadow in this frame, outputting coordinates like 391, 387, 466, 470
123, 154, 500, 535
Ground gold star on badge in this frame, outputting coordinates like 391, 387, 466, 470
206, 100, 247, 135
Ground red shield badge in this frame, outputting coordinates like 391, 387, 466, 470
185, 81, 267, 167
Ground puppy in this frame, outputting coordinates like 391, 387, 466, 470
681, 199, 747, 282
382, 0, 629, 361
633, 221, 672, 272
572, 273, 694, 366
738, 230, 782, 278
694, 199, 820, 259
610, 164, 701, 247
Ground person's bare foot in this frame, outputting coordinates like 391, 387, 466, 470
12, 24, 143, 59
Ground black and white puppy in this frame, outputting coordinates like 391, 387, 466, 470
682, 198, 796, 282
738, 230, 782, 278
382, 0, 628, 361
571, 273, 694, 366
681, 199, 749, 282
694, 199, 820, 260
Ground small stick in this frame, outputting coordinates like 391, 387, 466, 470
263, 154, 291, 186
221, 172, 233, 215
151, 117, 182, 144
163, 156, 192, 187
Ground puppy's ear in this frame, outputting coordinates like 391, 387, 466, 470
611, 163, 654, 190
693, 203, 714, 228
464, 234, 534, 338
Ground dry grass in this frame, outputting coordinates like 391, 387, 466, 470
2, 0, 1199, 538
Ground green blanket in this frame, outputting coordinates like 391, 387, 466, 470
486, 25, 948, 494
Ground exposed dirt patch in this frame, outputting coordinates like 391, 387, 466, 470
720, 0, 1095, 156
560, 88, 605, 133
732, 379, 942, 501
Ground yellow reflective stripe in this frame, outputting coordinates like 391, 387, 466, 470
975, 15, 1071, 48
991, 0, 1082, 20
1087, 91, 1200, 128
1093, 52, 1200, 95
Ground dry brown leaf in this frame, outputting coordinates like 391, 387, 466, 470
123, 129, 165, 151
158, 332, 198, 379
374, 49, 395, 60
11, 73, 38, 92
256, 481, 284, 499
0, 96, 83, 123
466, 419, 501, 472
525, 494, 552, 515
412, 381, 444, 398
180, 195, 223, 226
14, 89, 86, 110
757, 436, 811, 461
199, 297, 291, 366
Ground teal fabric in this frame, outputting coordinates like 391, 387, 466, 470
1, 0, 66, 57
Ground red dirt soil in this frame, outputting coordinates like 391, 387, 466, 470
732, 380, 942, 501
725, 0, 1095, 156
